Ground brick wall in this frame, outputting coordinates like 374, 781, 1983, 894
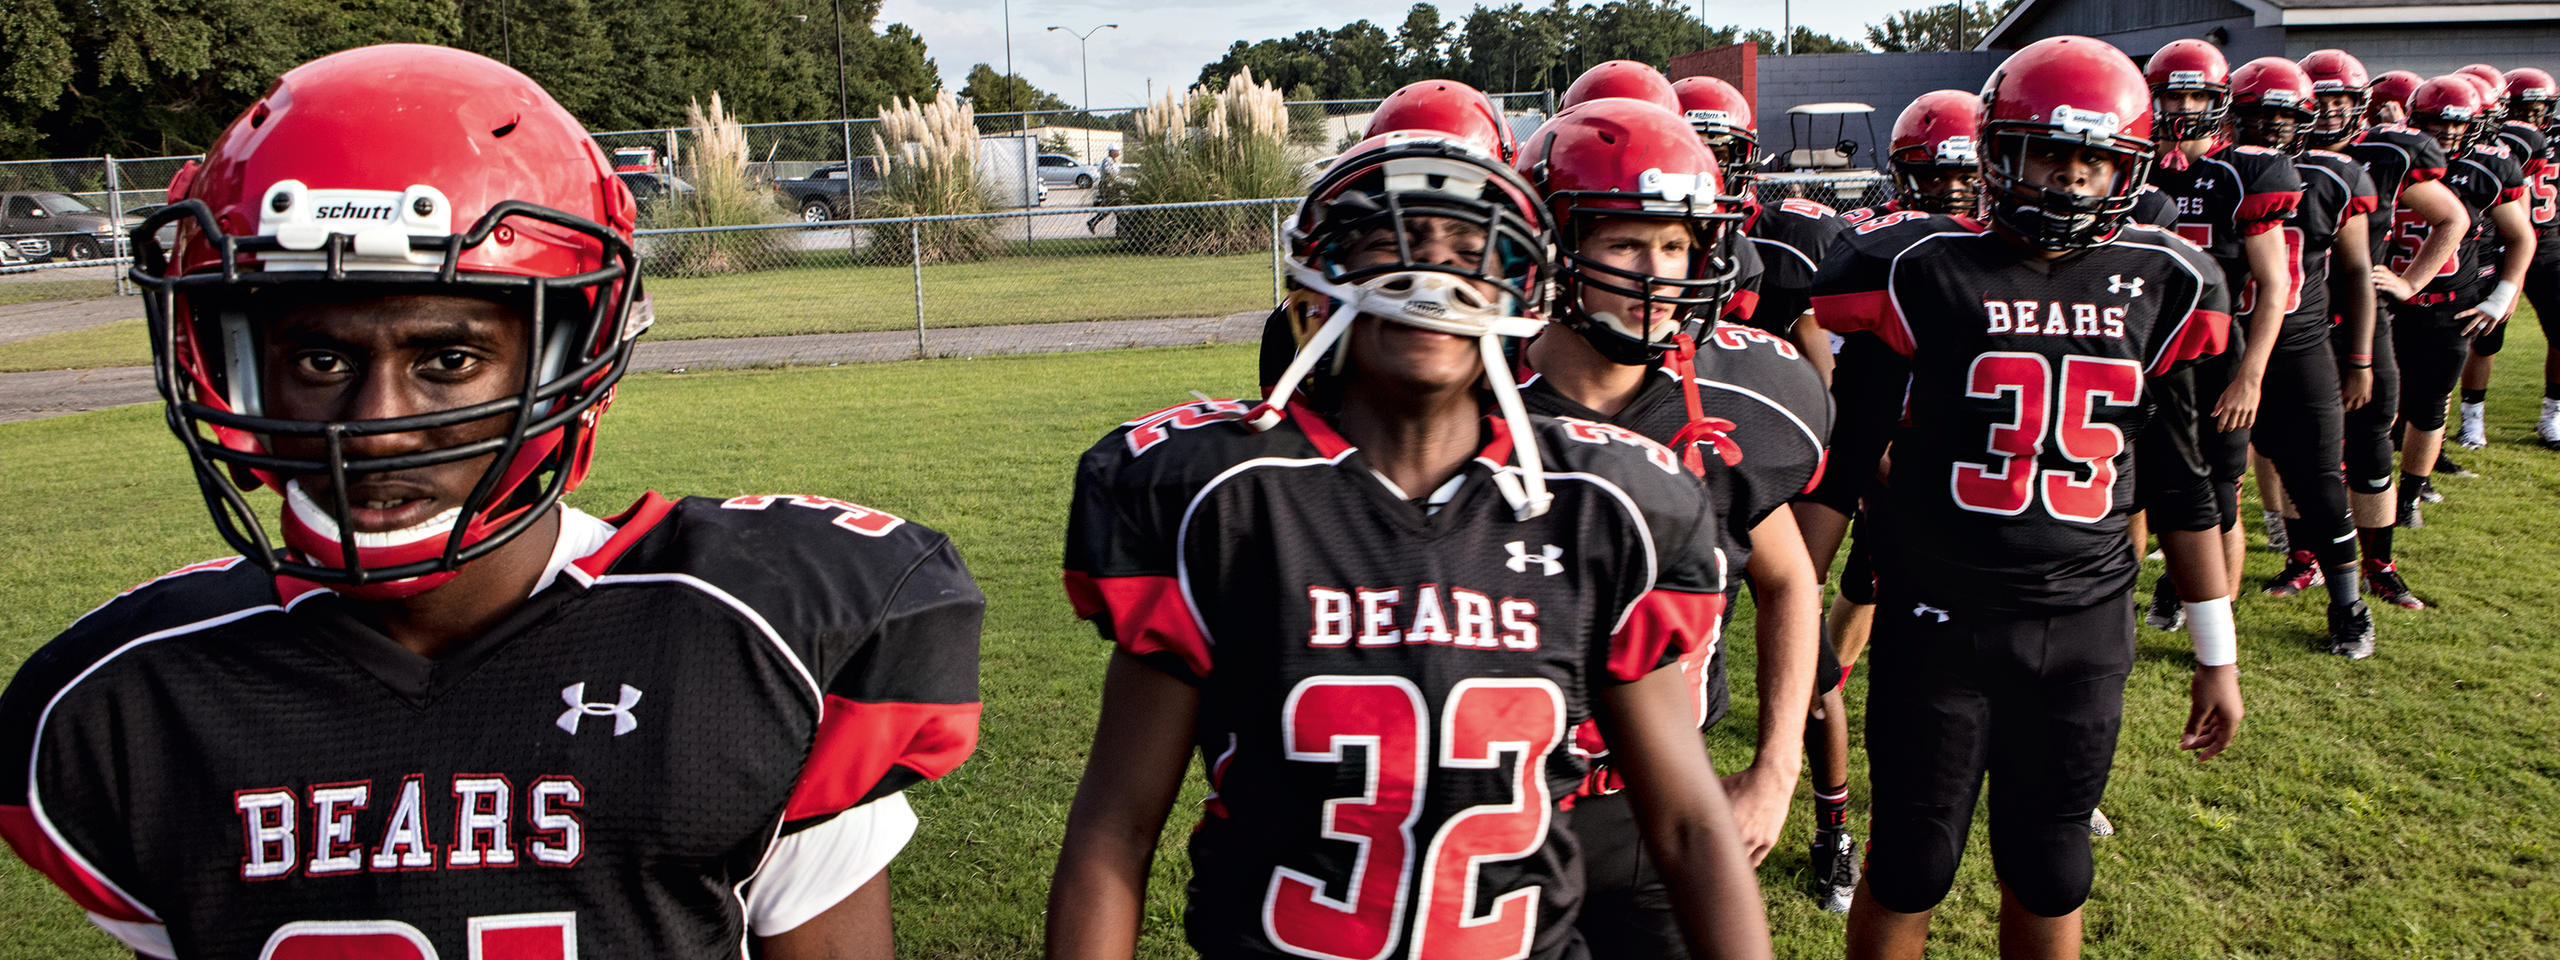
1670, 42, 1759, 103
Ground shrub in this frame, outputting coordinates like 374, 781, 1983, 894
1113, 67, 1298, 256
865, 91, 1002, 264
648, 93, 792, 277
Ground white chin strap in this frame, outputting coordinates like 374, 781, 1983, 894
1257, 265, 1554, 521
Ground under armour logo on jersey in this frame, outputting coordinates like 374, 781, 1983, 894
1505, 541, 1564, 576
2109, 274, 2144, 298
557, 682, 643, 736
1913, 602, 1951, 623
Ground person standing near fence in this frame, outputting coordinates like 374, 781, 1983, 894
0, 45, 986, 958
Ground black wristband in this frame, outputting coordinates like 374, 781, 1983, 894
2346, 360, 2373, 369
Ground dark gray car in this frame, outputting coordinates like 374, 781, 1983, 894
1, 192, 117, 261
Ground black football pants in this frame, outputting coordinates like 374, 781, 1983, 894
1572, 789, 1688, 959
2256, 339, 2356, 563
2394, 307, 2474, 433
2332, 302, 2402, 495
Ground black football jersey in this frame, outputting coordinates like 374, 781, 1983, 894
1739, 197, 1849, 334
2151, 142, 2304, 313
1723, 224, 1769, 323
1809, 207, 1978, 491
2387, 143, 2528, 304
1518, 322, 1831, 729
2131, 184, 2182, 228
2284, 150, 2382, 349
0, 497, 984, 958
2344, 124, 2452, 262
1809, 222, 2233, 616
1063, 401, 1726, 960
2494, 120, 2557, 250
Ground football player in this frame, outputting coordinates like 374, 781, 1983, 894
2390, 76, 2536, 528
2145, 37, 2305, 612
1506, 97, 1830, 949
2503, 67, 2560, 447
1674, 76, 1849, 354
1810, 36, 2246, 957
0, 46, 983, 958
2454, 67, 2560, 447
2224, 57, 2384, 655
1795, 87, 1984, 913
2298, 48, 2468, 610
1050, 128, 1773, 960
2371, 71, 2425, 124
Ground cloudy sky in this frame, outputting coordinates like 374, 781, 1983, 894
874, 0, 1924, 109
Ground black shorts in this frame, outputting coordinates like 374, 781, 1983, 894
2333, 303, 2402, 495
2393, 306, 2475, 432
2255, 340, 2354, 556
1861, 590, 2135, 918
2530, 257, 2560, 346
1571, 790, 1689, 959
1814, 625, 1845, 696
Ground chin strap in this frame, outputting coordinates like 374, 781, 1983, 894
1665, 333, 1744, 477
1481, 334, 1553, 521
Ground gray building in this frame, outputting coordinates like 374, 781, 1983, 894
1978, 0, 2560, 77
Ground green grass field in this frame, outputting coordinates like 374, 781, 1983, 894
2, 333, 2556, 957
0, 251, 1275, 372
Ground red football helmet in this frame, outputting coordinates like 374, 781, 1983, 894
2408, 75, 2488, 152
1515, 98, 1743, 362
131, 44, 642, 598
1265, 129, 1559, 517
1671, 76, 1760, 181
2147, 38, 2232, 141
1886, 89, 1982, 214
2507, 67, 2559, 125
2230, 57, 2318, 154
1979, 36, 2157, 249
2457, 69, 2509, 125
2298, 48, 2371, 143
1367, 79, 1518, 163
2370, 70, 2425, 120
1560, 60, 1680, 113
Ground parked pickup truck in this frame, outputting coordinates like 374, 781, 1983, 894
1, 191, 118, 261
773, 158, 887, 223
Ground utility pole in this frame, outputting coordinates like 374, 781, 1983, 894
832, 0, 852, 184
1048, 24, 1120, 163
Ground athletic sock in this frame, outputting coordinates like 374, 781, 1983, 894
2545, 381, 2560, 401
2284, 518, 2314, 559
2360, 524, 2395, 563
2462, 387, 2488, 405
2325, 564, 2363, 605
2401, 471, 2426, 491
1815, 784, 1850, 832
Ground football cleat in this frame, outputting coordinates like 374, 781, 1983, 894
2088, 808, 2116, 837
2433, 454, 2476, 479
2535, 398, 2560, 448
2262, 509, 2290, 553
2146, 585, 2185, 631
2263, 551, 2324, 597
1810, 828, 1860, 913
2412, 475, 2443, 504
2364, 559, 2426, 609
2328, 600, 2376, 659
2456, 402, 2487, 449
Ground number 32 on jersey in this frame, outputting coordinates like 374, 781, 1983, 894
1953, 353, 2142, 523
1265, 676, 1565, 960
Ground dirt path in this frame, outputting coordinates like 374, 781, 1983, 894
0, 310, 1269, 424
0, 298, 139, 345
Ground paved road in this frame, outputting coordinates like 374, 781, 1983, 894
0, 309, 1269, 424
0, 298, 137, 344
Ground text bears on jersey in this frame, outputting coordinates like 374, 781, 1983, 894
234, 774, 586, 880
1306, 586, 1543, 649
1982, 299, 2133, 338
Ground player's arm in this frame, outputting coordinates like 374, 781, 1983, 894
2375, 179, 2468, 301
1722, 505, 1818, 865
1598, 663, 1776, 960
2157, 529, 2244, 761
1045, 651, 1200, 960
1789, 316, 1835, 385
2335, 212, 2377, 409
2214, 225, 2294, 430
760, 870, 893, 959
2457, 195, 2538, 334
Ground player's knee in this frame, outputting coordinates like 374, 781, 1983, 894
1989, 828, 2095, 917
1863, 823, 1964, 914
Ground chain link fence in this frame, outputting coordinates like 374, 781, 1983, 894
1750, 171, 1895, 213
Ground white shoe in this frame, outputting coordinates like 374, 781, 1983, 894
2538, 399, 2560, 448
2455, 401, 2487, 449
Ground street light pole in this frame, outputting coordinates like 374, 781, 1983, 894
1048, 24, 1119, 163
831, 0, 852, 184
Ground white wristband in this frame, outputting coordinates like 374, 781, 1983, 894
2479, 280, 2519, 319
2184, 596, 2237, 667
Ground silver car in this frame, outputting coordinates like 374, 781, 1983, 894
1035, 153, 1100, 189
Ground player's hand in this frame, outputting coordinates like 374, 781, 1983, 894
2454, 306, 2505, 336
2213, 377, 2262, 431
1718, 763, 1798, 866
2181, 663, 2244, 761
2341, 367, 2374, 411
2370, 266, 2415, 303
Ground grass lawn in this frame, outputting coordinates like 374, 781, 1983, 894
0, 251, 1276, 371
3, 331, 2556, 958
